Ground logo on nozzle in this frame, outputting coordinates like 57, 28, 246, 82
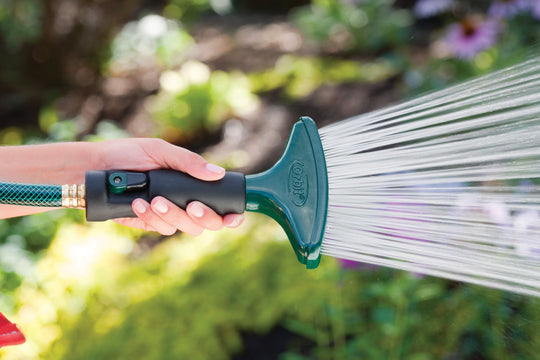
289, 161, 308, 207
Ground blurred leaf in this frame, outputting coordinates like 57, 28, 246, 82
84, 121, 129, 142
164, 0, 211, 24
291, 0, 412, 54
249, 55, 399, 100
0, 0, 42, 52
149, 64, 258, 141
107, 14, 194, 74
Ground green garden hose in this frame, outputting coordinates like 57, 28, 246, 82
0, 182, 85, 208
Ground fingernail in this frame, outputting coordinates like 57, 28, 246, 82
134, 200, 147, 214
206, 163, 225, 174
189, 202, 204, 218
153, 199, 168, 214
227, 215, 242, 227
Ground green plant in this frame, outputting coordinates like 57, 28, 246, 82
148, 61, 259, 141
0, 210, 83, 316
106, 14, 194, 73
291, 0, 412, 54
13, 217, 538, 360
164, 0, 212, 24
0, 0, 42, 52
402, 1, 540, 95
250, 55, 400, 100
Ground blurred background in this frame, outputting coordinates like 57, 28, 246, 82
0, 0, 539, 358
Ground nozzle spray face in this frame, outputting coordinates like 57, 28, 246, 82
245, 117, 328, 268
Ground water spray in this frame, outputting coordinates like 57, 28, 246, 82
1, 58, 540, 297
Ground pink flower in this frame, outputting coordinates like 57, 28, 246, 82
444, 17, 500, 59
488, 0, 531, 18
414, 0, 454, 18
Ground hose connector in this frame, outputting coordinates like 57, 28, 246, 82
62, 184, 86, 208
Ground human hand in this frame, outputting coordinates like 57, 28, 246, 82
97, 138, 244, 235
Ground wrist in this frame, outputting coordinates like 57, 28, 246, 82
48, 142, 102, 184
86, 141, 106, 172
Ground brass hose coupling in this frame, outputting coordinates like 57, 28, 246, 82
62, 184, 86, 209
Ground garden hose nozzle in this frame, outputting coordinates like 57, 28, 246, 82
85, 117, 328, 268
0, 117, 328, 269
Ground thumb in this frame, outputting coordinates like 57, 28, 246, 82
189, 159, 226, 181
144, 139, 226, 181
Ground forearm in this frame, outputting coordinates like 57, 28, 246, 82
0, 142, 101, 184
0, 142, 101, 218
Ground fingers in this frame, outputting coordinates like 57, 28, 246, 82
151, 198, 204, 236
224, 213, 244, 228
124, 197, 244, 236
142, 139, 225, 181
185, 202, 244, 231
185, 202, 223, 231
113, 217, 156, 232
184, 201, 244, 231
132, 199, 178, 236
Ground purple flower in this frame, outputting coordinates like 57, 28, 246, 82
533, 0, 540, 19
488, 0, 531, 18
414, 0, 454, 18
339, 258, 378, 270
444, 17, 500, 59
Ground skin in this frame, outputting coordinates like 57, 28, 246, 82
0, 138, 244, 235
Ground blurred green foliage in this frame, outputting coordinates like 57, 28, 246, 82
0, 0, 42, 52
149, 54, 398, 139
0, 210, 83, 314
404, 42, 540, 98
164, 0, 212, 24
106, 15, 195, 73
148, 61, 258, 140
249, 55, 400, 100
8, 218, 537, 360
291, 0, 412, 53
401, 3, 540, 94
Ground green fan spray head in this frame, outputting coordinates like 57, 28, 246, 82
83, 116, 328, 268
245, 116, 328, 268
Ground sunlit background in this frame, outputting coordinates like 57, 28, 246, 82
0, 0, 539, 358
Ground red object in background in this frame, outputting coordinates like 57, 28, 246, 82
0, 312, 25, 347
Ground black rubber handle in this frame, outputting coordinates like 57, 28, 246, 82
85, 170, 246, 221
